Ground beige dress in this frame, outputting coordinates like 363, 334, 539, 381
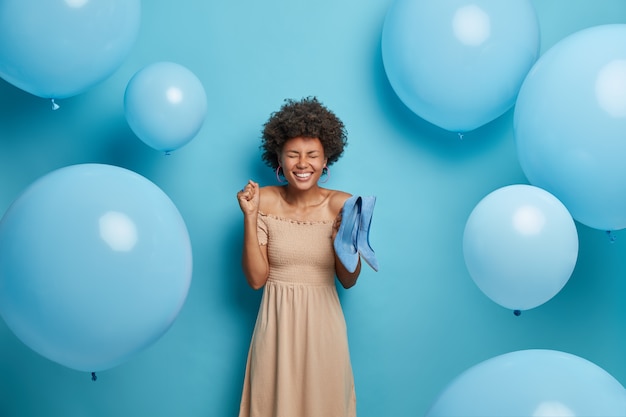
238, 212, 356, 417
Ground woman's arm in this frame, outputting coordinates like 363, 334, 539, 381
335, 253, 361, 289
238, 180, 269, 290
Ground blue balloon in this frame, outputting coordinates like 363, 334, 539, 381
463, 185, 578, 311
426, 349, 626, 417
381, 0, 539, 132
515, 24, 626, 231
124, 62, 208, 153
0, 0, 140, 99
0, 164, 192, 372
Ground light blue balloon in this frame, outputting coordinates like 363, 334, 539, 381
426, 349, 626, 417
0, 0, 140, 99
0, 164, 192, 372
515, 24, 626, 231
381, 0, 539, 132
124, 62, 208, 153
463, 185, 578, 311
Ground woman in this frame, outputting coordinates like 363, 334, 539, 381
237, 97, 360, 417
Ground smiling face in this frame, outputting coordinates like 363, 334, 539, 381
278, 136, 328, 189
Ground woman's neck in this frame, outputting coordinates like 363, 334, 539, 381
280, 185, 329, 210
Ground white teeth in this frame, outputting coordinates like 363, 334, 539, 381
295, 173, 311, 178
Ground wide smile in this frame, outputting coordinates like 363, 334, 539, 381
294, 172, 313, 181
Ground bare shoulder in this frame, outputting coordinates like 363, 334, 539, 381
327, 189, 354, 215
258, 185, 282, 212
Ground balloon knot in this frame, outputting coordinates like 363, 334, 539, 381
51, 99, 60, 110
91, 372, 97, 382
513, 310, 521, 316
457, 132, 464, 140
606, 230, 616, 243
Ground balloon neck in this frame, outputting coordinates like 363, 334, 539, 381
91, 372, 97, 382
51, 99, 60, 110
513, 310, 521, 316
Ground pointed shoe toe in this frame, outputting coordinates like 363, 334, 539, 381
358, 196, 378, 272
333, 195, 361, 273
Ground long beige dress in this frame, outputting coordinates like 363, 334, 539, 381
238, 212, 356, 417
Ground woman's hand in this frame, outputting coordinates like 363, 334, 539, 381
332, 211, 342, 241
237, 180, 260, 216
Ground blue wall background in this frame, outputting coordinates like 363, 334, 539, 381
1, 1, 626, 416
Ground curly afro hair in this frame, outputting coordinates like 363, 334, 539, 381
260, 97, 348, 170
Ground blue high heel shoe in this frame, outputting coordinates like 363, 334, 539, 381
333, 195, 361, 273
357, 196, 378, 272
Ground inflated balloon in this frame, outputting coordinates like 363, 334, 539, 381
124, 62, 208, 153
426, 349, 626, 417
0, 0, 140, 100
381, 0, 539, 132
515, 24, 626, 231
463, 185, 578, 312
0, 164, 192, 372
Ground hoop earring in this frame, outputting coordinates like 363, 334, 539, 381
275, 166, 286, 184
319, 166, 330, 184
